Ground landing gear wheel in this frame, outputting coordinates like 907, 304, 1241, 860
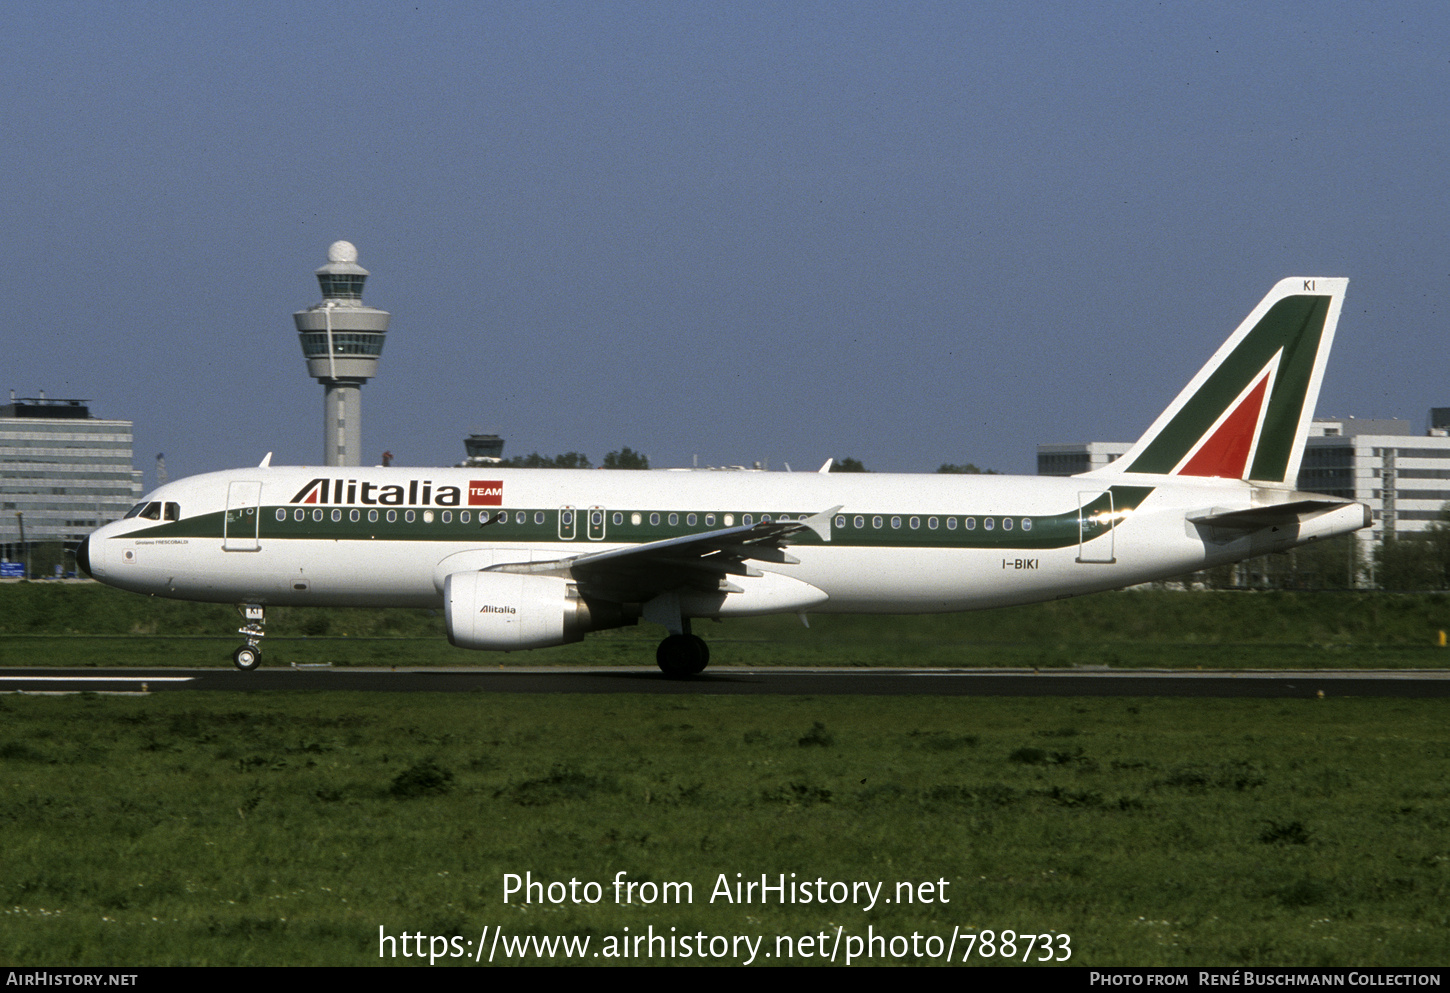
232, 645, 262, 671
233, 603, 266, 672
656, 633, 709, 677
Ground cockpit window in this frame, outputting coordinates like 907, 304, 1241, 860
122, 501, 180, 521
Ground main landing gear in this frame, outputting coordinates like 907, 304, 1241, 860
645, 593, 710, 677
233, 604, 265, 671
655, 626, 710, 677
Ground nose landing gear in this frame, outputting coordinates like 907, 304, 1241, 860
233, 604, 265, 671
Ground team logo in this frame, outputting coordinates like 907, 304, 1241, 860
469, 481, 503, 506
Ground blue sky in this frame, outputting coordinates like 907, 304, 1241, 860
4, 2, 1447, 483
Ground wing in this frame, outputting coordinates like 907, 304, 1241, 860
485, 505, 841, 603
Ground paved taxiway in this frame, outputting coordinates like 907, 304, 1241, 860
3, 667, 1449, 697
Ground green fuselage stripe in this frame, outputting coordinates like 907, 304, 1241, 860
122, 487, 1155, 553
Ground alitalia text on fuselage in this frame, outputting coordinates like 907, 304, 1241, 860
290, 477, 504, 507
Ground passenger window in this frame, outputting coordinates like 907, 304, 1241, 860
687, 513, 697, 526
946, 517, 957, 530
668, 513, 679, 526
275, 509, 286, 522
854, 516, 864, 528
1022, 518, 1032, 531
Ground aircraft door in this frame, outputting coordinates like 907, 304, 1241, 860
224, 481, 263, 552
587, 506, 606, 541
1076, 490, 1116, 564
557, 506, 576, 541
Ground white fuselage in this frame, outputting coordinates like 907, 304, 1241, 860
82, 465, 1365, 618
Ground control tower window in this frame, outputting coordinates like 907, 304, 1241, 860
318, 274, 365, 299
299, 332, 386, 357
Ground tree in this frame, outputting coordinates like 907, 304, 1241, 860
1372, 505, 1450, 590
1374, 536, 1443, 590
936, 463, 998, 475
1286, 534, 1362, 589
603, 447, 650, 470
497, 451, 593, 469
830, 457, 868, 473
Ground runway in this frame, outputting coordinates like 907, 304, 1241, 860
3, 666, 1449, 697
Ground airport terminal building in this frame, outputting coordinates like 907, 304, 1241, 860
0, 396, 143, 559
1299, 414, 1450, 549
1036, 441, 1132, 477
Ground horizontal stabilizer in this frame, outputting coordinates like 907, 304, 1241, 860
1188, 499, 1356, 531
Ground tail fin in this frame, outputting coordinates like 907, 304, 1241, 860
1088, 277, 1347, 485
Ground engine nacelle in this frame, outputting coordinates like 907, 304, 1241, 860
444, 571, 633, 651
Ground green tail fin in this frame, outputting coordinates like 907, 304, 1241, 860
1091, 278, 1347, 485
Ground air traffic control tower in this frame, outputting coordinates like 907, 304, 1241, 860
294, 241, 390, 466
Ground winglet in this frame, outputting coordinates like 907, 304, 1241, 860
799, 505, 843, 543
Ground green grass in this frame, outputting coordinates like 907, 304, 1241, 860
5, 582, 1450, 669
1, 692, 1447, 965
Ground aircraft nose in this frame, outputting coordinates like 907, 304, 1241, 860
76, 536, 92, 577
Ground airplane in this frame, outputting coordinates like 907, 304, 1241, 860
78, 277, 1369, 676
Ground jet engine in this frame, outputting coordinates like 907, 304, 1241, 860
444, 571, 635, 650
